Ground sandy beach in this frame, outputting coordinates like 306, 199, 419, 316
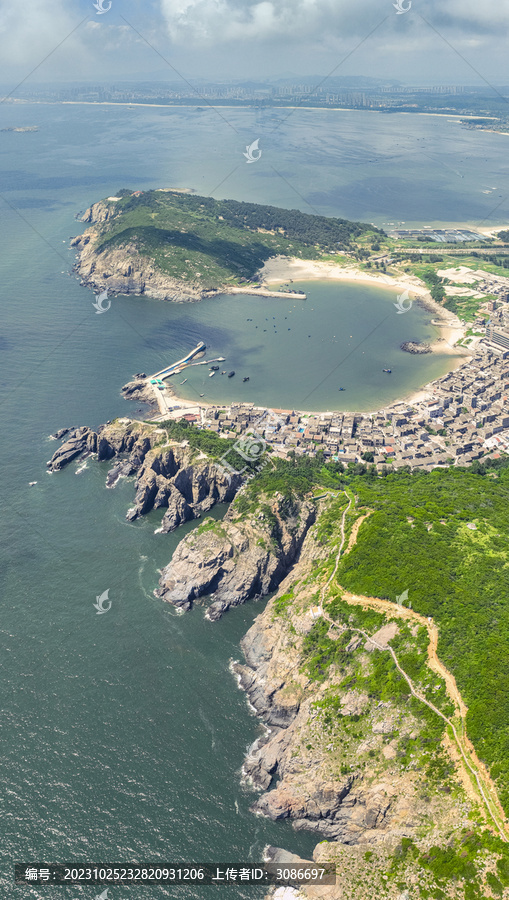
259, 256, 467, 355
146, 256, 471, 420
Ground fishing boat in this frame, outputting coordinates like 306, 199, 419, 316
228, 371, 235, 378
382, 368, 392, 373
179, 379, 187, 384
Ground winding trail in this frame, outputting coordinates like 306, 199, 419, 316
319, 494, 509, 842
319, 490, 353, 607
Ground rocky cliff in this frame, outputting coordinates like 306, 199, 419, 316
230, 517, 472, 851
71, 201, 220, 302
46, 420, 243, 528
125, 445, 242, 526
155, 494, 317, 619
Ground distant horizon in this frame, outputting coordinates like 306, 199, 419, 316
3, 77, 509, 89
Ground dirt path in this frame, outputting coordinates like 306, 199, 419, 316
320, 492, 353, 607
341, 590, 468, 720
321, 499, 508, 842
344, 511, 372, 555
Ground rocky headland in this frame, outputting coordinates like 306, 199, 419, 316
155, 493, 316, 619
46, 419, 243, 530
231, 534, 467, 844
71, 202, 214, 301
230, 519, 483, 900
46, 419, 505, 899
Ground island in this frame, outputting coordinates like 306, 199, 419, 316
1, 125, 39, 132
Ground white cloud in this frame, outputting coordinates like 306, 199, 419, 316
0, 1, 155, 83
160, 0, 346, 44
159, 0, 509, 46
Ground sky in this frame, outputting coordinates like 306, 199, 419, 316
0, 0, 508, 90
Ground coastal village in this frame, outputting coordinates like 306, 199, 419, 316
143, 271, 509, 473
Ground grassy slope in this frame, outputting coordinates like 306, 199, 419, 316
266, 484, 509, 899
332, 467, 509, 815
228, 451, 509, 814
91, 190, 379, 289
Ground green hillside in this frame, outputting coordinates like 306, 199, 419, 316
332, 467, 509, 815
90, 189, 381, 288
228, 451, 509, 814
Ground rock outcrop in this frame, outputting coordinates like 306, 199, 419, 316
155, 495, 316, 618
46, 426, 97, 470
46, 420, 243, 528
400, 340, 432, 354
71, 202, 218, 302
121, 379, 158, 407
126, 448, 242, 526
46, 422, 156, 473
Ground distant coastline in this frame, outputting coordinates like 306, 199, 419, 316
10, 99, 503, 124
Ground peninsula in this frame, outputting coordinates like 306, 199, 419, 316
62, 192, 509, 897
46, 414, 509, 900
70, 189, 381, 301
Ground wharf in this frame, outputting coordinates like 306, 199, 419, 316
231, 287, 307, 299
151, 341, 206, 379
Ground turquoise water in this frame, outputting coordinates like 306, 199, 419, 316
1, 101, 508, 897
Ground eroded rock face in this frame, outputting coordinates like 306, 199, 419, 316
126, 451, 242, 525
46, 422, 243, 529
71, 201, 227, 302
155, 496, 316, 618
229, 527, 467, 846
235, 610, 418, 841
72, 227, 207, 303
46, 423, 156, 473
46, 426, 96, 470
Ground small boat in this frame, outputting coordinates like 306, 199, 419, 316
180, 379, 187, 384
209, 371, 215, 377
228, 371, 235, 378
29, 481, 37, 486
199, 393, 205, 397
243, 377, 250, 382
210, 365, 220, 371
338, 387, 345, 391
382, 368, 392, 373
221, 371, 226, 375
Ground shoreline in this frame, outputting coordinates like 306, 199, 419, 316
148, 257, 470, 421
10, 99, 501, 122
260, 255, 466, 356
